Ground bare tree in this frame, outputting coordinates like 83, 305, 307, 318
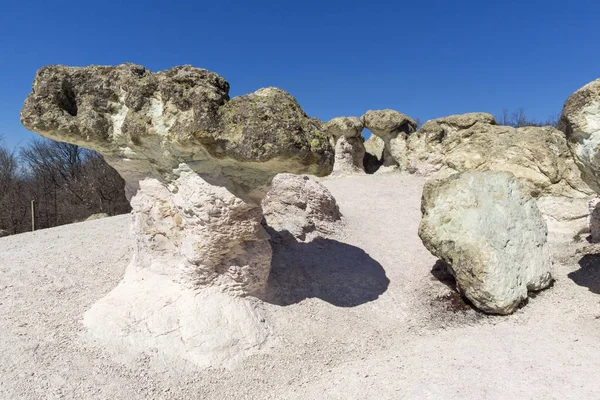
496, 108, 559, 128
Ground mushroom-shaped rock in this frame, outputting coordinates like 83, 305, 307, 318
361, 109, 417, 170
21, 64, 334, 367
262, 173, 343, 243
419, 171, 553, 315
560, 78, 600, 193
324, 117, 365, 175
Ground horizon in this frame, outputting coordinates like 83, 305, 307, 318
1, 0, 599, 150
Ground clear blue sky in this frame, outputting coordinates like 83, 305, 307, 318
1, 0, 599, 150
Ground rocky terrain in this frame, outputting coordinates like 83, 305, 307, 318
2, 173, 600, 399
2, 63, 600, 398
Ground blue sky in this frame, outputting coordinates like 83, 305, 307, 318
1, 0, 599, 150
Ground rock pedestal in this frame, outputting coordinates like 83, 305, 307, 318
324, 116, 366, 175
21, 63, 334, 366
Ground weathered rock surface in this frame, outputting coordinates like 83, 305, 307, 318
324, 117, 365, 175
21, 63, 334, 367
21, 64, 333, 200
362, 110, 417, 170
536, 196, 590, 243
407, 113, 593, 199
560, 78, 600, 193
419, 171, 553, 315
262, 173, 343, 242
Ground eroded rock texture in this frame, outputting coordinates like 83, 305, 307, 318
262, 173, 343, 243
407, 113, 591, 199
362, 109, 417, 171
21, 63, 334, 367
324, 116, 365, 175
560, 78, 600, 193
419, 171, 553, 315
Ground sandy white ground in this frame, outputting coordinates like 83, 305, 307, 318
1, 173, 600, 399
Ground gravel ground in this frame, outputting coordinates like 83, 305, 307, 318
1, 173, 600, 399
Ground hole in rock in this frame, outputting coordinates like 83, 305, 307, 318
362, 128, 383, 174
57, 82, 78, 116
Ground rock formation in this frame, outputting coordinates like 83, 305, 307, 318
362, 109, 417, 171
262, 173, 343, 242
324, 117, 365, 175
419, 171, 553, 315
21, 63, 334, 367
407, 113, 594, 241
560, 78, 600, 193
407, 113, 591, 199
560, 78, 600, 240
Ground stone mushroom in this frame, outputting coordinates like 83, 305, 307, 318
361, 109, 417, 171
21, 63, 334, 367
323, 116, 366, 175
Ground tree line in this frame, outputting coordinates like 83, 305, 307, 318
0, 138, 130, 236
496, 108, 560, 128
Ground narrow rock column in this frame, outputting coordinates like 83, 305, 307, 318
324, 116, 366, 175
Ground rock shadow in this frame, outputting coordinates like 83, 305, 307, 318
568, 254, 600, 294
363, 152, 383, 174
260, 231, 389, 307
429, 260, 477, 312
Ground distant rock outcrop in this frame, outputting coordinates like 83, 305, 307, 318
324, 117, 365, 175
407, 113, 592, 199
419, 171, 553, 315
21, 63, 334, 367
362, 109, 417, 171
262, 173, 343, 243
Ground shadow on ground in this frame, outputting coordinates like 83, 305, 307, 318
260, 232, 389, 307
568, 254, 600, 295
429, 260, 477, 312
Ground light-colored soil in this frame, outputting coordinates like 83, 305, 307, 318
1, 173, 600, 399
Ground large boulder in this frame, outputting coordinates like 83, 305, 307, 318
560, 78, 600, 193
21, 65, 332, 200
362, 109, 417, 170
419, 171, 553, 315
21, 63, 334, 367
407, 113, 592, 199
324, 117, 365, 175
262, 173, 343, 243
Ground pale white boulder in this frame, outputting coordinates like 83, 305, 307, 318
419, 171, 553, 315
262, 173, 343, 243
